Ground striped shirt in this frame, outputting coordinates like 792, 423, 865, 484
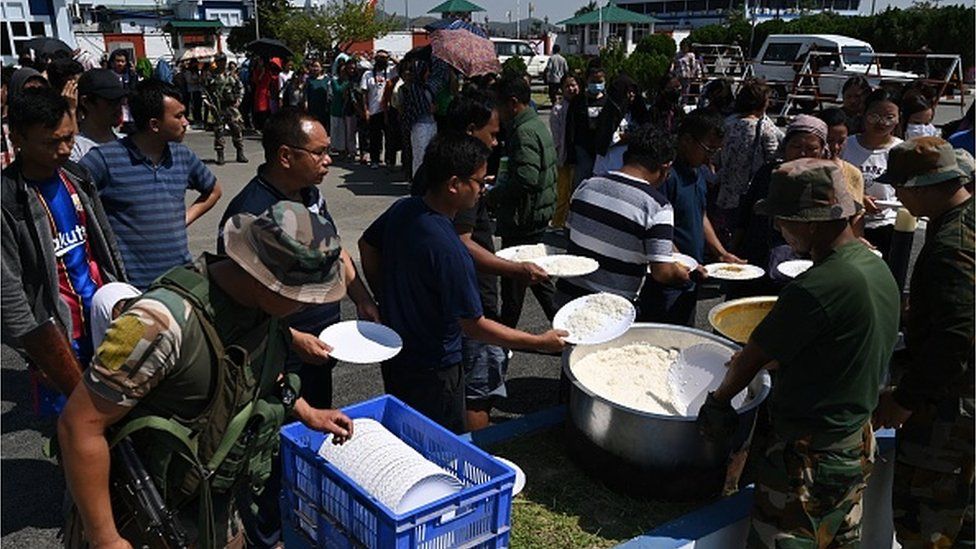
81, 136, 216, 290
557, 171, 674, 301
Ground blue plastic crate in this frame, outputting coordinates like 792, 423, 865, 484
280, 395, 515, 549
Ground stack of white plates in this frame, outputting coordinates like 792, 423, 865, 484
319, 419, 463, 514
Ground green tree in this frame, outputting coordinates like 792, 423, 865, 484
229, 0, 398, 56
575, 1, 598, 17
635, 33, 677, 59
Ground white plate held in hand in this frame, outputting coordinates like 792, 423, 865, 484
553, 293, 636, 345
704, 263, 765, 281
532, 255, 599, 278
318, 321, 403, 364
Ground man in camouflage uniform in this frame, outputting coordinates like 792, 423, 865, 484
57, 202, 354, 549
208, 53, 247, 165
873, 137, 975, 549
698, 158, 900, 547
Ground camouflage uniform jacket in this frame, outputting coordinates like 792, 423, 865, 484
207, 72, 244, 112
895, 197, 975, 411
85, 254, 290, 544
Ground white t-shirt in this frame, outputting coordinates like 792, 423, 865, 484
278, 70, 294, 94
70, 132, 118, 163
359, 69, 390, 116
842, 135, 903, 229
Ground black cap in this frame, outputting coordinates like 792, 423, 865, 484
78, 68, 127, 100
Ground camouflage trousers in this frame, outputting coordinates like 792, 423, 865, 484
893, 395, 975, 549
214, 106, 244, 152
747, 423, 875, 548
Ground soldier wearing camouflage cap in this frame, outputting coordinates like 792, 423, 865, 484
59, 202, 354, 549
699, 158, 900, 548
872, 136, 975, 548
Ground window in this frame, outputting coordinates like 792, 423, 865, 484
518, 43, 535, 57
588, 25, 599, 46
494, 42, 518, 56
608, 23, 625, 40
205, 8, 242, 27
762, 42, 802, 63
842, 46, 873, 65
4, 17, 48, 58
632, 23, 652, 42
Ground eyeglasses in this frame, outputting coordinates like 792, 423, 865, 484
466, 176, 488, 188
866, 113, 899, 127
286, 144, 330, 160
694, 136, 721, 156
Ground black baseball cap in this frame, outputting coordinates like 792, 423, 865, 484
78, 69, 127, 100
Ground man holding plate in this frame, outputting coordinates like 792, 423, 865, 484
698, 158, 899, 548
360, 135, 566, 434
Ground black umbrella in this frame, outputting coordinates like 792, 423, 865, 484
245, 38, 294, 60
22, 37, 72, 56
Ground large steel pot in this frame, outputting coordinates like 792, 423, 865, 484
562, 323, 771, 499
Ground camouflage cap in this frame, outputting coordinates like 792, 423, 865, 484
223, 202, 346, 304
876, 136, 974, 188
754, 158, 862, 221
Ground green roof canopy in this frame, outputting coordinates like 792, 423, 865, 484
164, 19, 224, 30
557, 4, 660, 25
428, 0, 485, 14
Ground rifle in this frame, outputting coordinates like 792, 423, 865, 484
112, 438, 189, 549
21, 318, 189, 549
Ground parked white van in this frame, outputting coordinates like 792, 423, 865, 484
752, 34, 919, 99
491, 38, 550, 79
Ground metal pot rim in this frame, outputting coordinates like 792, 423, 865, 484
562, 322, 772, 421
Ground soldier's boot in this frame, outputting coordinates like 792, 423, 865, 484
236, 148, 249, 163
216, 150, 225, 165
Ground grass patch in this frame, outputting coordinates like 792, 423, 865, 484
492, 428, 701, 548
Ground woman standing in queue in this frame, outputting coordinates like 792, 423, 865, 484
842, 88, 903, 254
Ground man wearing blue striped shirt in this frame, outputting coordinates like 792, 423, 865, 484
81, 79, 222, 290
556, 125, 694, 307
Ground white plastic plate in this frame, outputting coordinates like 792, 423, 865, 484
533, 255, 599, 277
494, 456, 526, 496
875, 199, 903, 210
553, 293, 636, 345
318, 321, 403, 364
704, 263, 765, 281
495, 243, 560, 261
776, 259, 814, 279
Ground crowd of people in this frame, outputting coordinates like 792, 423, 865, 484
0, 40, 974, 549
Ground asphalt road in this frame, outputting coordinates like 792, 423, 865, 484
1, 110, 936, 546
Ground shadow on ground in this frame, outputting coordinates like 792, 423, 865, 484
493, 376, 560, 416
335, 162, 411, 197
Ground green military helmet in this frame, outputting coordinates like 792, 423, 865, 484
876, 136, 975, 188
223, 202, 346, 304
754, 158, 863, 221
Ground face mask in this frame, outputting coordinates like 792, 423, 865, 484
904, 123, 938, 139
587, 82, 605, 95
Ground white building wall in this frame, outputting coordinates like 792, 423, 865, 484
75, 31, 107, 61
373, 32, 414, 60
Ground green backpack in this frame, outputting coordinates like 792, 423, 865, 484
107, 265, 297, 548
